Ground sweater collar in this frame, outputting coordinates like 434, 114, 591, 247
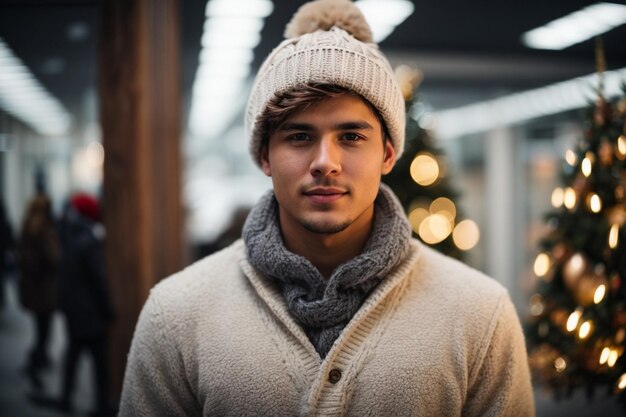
243, 183, 413, 357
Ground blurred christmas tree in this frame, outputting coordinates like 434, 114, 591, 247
383, 65, 480, 259
526, 40, 626, 407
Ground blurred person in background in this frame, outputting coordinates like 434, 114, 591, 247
17, 191, 61, 391
0, 198, 16, 309
56, 193, 115, 416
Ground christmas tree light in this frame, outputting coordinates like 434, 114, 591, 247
383, 65, 479, 258
525, 38, 626, 408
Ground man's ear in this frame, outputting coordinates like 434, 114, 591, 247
381, 140, 396, 175
260, 145, 272, 176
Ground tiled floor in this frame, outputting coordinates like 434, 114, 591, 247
1, 274, 624, 416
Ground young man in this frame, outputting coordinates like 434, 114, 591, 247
119, 1, 534, 416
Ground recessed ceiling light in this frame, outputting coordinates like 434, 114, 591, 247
522, 2, 626, 50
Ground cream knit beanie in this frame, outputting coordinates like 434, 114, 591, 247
245, 0, 406, 167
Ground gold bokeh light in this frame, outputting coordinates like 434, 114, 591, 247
554, 357, 567, 372
618, 135, 626, 160
588, 193, 602, 213
533, 253, 550, 277
581, 157, 592, 177
578, 320, 592, 339
430, 197, 456, 223
452, 219, 480, 251
563, 187, 576, 209
410, 152, 440, 186
408, 207, 429, 234
600, 347, 610, 365
551, 187, 564, 208
419, 213, 452, 244
609, 224, 619, 249
565, 149, 577, 166
566, 309, 582, 332
594, 284, 606, 304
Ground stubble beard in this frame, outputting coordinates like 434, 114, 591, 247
299, 217, 353, 235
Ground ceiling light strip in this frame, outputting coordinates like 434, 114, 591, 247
0, 37, 71, 136
187, 0, 273, 140
433, 67, 626, 140
522, 2, 626, 50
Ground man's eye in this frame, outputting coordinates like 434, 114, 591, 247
342, 133, 363, 141
289, 133, 310, 142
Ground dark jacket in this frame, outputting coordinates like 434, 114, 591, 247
0, 203, 15, 275
59, 210, 114, 339
18, 223, 60, 313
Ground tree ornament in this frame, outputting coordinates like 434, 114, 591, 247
399, 82, 413, 102
551, 243, 569, 262
613, 310, 626, 327
617, 135, 626, 161
594, 97, 608, 127
618, 97, 626, 115
525, 43, 626, 406
529, 344, 560, 375
609, 205, 626, 227
383, 67, 470, 259
572, 172, 588, 197
550, 308, 569, 327
611, 273, 622, 292
394, 65, 422, 102
574, 269, 608, 306
529, 293, 545, 316
585, 344, 608, 372
538, 321, 550, 337
563, 253, 588, 290
599, 140, 614, 166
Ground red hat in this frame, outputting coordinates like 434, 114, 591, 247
71, 193, 100, 222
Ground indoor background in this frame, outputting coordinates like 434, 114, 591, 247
1, 0, 626, 415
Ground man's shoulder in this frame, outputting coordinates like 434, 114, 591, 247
410, 240, 507, 303
402, 241, 515, 346
134, 240, 256, 341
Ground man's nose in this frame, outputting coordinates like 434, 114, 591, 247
309, 137, 341, 176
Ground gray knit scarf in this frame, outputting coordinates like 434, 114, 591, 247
243, 184, 412, 358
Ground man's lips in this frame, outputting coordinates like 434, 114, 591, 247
303, 187, 347, 204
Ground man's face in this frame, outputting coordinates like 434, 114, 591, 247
261, 93, 395, 239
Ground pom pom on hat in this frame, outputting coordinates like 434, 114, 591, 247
284, 0, 373, 43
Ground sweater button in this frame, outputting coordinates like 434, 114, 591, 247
328, 369, 342, 384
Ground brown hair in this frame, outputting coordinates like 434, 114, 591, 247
253, 83, 390, 151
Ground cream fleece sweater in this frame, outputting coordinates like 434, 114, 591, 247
119, 239, 534, 416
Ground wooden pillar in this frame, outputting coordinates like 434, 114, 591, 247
98, 0, 183, 397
